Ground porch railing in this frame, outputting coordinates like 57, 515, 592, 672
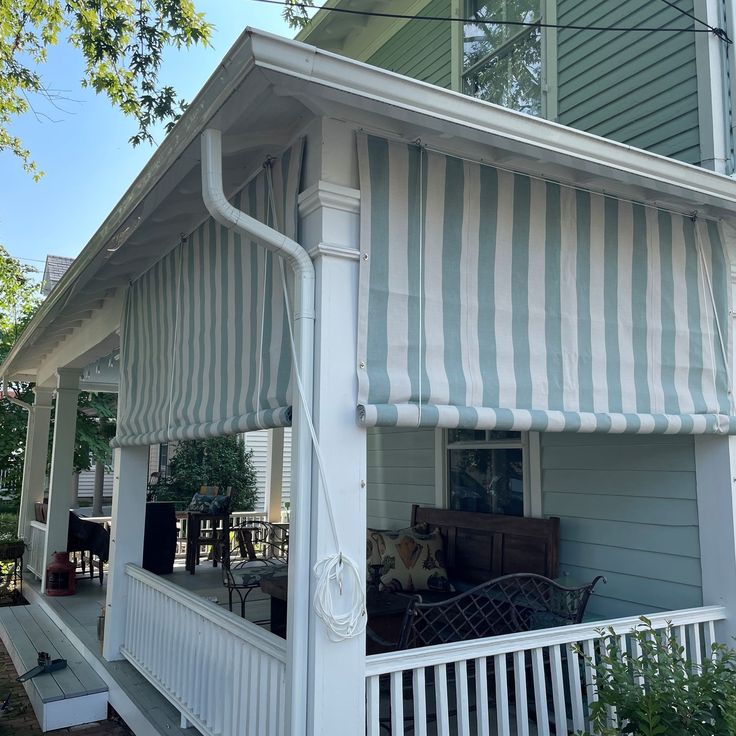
122, 563, 286, 736
365, 605, 727, 736
26, 521, 47, 579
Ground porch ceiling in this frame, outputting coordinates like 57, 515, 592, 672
4, 27, 736, 382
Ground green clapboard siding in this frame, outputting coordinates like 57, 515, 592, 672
556, 0, 701, 165
541, 433, 702, 620
366, 0, 452, 88
367, 427, 437, 528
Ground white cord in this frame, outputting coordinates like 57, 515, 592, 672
266, 163, 367, 641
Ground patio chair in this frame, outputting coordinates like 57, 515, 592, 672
222, 523, 288, 618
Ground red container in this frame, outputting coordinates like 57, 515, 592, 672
46, 552, 76, 596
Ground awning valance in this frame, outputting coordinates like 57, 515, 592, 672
113, 142, 302, 447
356, 133, 735, 434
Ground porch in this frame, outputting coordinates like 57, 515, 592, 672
14, 556, 727, 736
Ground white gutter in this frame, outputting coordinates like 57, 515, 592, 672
200, 128, 314, 736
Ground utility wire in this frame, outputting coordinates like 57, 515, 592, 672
254, 0, 732, 42
658, 0, 731, 42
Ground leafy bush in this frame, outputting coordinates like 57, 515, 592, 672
154, 436, 258, 512
0, 512, 19, 543
574, 617, 736, 736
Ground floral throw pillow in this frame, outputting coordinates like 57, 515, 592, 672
375, 524, 454, 594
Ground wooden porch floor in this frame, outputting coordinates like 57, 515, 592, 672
22, 561, 274, 736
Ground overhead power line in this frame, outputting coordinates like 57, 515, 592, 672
254, 0, 732, 44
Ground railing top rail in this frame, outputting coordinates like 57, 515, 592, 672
124, 563, 287, 663
29, 521, 47, 531
365, 605, 727, 676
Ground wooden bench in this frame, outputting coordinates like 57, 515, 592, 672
0, 604, 107, 732
411, 505, 560, 585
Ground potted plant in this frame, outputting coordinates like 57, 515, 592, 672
574, 617, 736, 736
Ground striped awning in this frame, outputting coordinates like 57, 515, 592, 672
356, 133, 736, 433
113, 142, 302, 447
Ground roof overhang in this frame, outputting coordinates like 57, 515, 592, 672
5, 28, 736, 381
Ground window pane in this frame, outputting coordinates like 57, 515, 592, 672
448, 447, 524, 516
463, 0, 541, 115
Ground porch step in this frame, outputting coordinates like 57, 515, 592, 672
0, 603, 108, 732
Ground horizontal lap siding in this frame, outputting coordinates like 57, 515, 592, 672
556, 0, 701, 165
367, 0, 452, 88
367, 427, 436, 528
541, 433, 702, 620
243, 429, 292, 512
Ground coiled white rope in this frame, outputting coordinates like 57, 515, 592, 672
266, 164, 366, 641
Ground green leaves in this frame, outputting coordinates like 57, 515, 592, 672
157, 436, 258, 511
0, 0, 212, 173
573, 617, 736, 736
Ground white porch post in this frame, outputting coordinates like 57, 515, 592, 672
266, 428, 285, 521
103, 444, 149, 660
298, 119, 366, 736
17, 387, 53, 543
42, 369, 80, 590
695, 436, 736, 640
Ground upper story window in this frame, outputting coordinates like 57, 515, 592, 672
446, 429, 526, 516
462, 0, 542, 116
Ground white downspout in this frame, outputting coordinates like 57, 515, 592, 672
201, 128, 315, 736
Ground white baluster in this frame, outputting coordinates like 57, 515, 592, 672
412, 667, 428, 736
495, 653, 510, 736
474, 656, 490, 736
434, 664, 450, 736
513, 650, 529, 736
390, 670, 405, 735
366, 675, 380, 736
548, 645, 566, 736
566, 643, 584, 734
456, 659, 471, 736
531, 647, 549, 735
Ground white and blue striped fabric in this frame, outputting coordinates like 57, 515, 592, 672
356, 133, 736, 433
113, 142, 302, 447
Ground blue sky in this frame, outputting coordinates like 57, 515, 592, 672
0, 1, 296, 276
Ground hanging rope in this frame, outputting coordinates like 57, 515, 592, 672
265, 162, 366, 641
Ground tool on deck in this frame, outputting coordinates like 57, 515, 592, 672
16, 651, 67, 682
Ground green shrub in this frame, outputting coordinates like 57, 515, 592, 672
574, 617, 736, 736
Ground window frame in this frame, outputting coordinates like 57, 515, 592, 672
439, 429, 541, 517
451, 0, 557, 120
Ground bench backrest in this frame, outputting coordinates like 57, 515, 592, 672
410, 505, 560, 583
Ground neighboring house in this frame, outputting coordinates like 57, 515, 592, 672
40, 255, 75, 296
3, 5, 736, 736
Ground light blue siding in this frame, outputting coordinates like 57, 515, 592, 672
541, 433, 702, 619
366, 0, 452, 88
366, 427, 436, 528
556, 0, 701, 165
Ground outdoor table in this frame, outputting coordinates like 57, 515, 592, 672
260, 575, 412, 649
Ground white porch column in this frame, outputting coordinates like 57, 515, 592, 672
695, 436, 736, 640
266, 428, 285, 522
297, 120, 366, 736
17, 387, 53, 543
42, 369, 80, 590
103, 444, 149, 661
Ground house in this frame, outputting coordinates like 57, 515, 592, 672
2, 3, 736, 734
40, 255, 75, 296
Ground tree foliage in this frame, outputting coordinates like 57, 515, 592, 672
0, 245, 41, 495
1, 0, 325, 176
1, 0, 212, 177
157, 436, 258, 511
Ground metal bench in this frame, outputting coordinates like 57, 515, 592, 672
0, 604, 107, 731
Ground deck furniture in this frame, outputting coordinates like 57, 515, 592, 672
368, 573, 605, 651
260, 575, 413, 643
223, 524, 288, 618
67, 511, 109, 585
410, 505, 561, 585
142, 502, 177, 575
185, 512, 231, 573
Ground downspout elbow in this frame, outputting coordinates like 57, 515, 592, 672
200, 128, 315, 320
